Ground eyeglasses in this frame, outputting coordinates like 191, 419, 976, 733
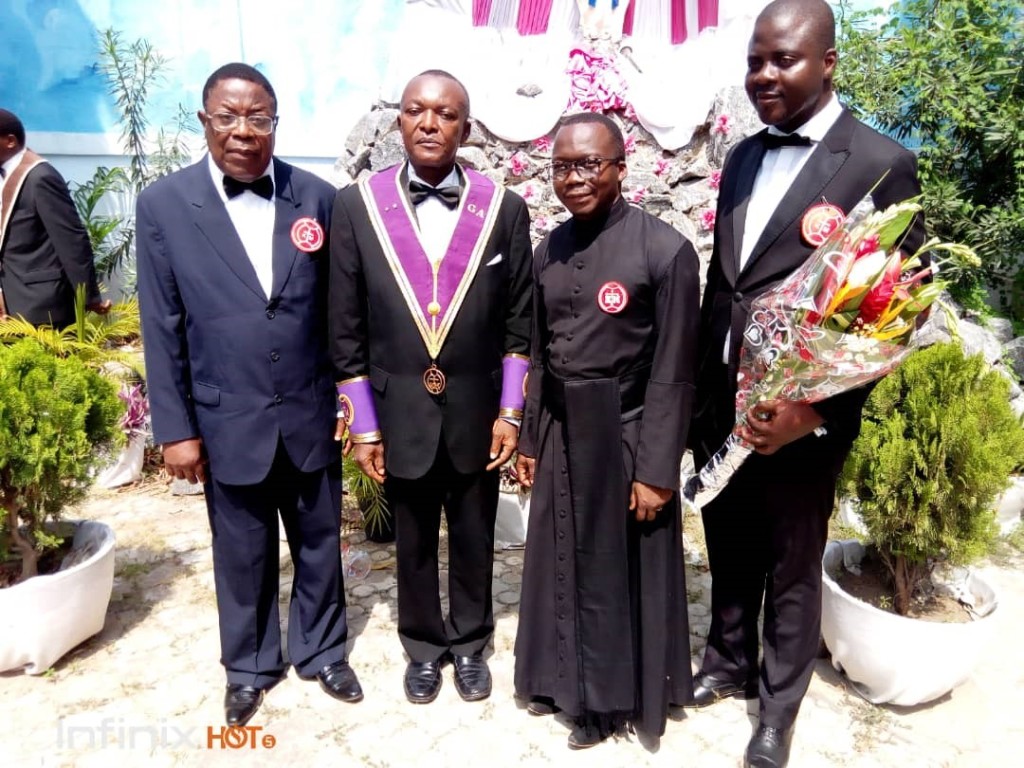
548, 157, 623, 180
205, 112, 279, 136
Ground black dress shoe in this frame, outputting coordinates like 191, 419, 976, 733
452, 654, 492, 702
316, 660, 363, 703
404, 659, 443, 704
685, 672, 759, 708
567, 715, 616, 750
224, 684, 265, 727
526, 696, 560, 717
744, 724, 793, 768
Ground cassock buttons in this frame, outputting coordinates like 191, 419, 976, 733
575, 262, 584, 270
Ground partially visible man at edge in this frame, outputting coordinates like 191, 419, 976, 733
329, 70, 532, 706
514, 112, 699, 749
0, 108, 110, 327
687, 2, 928, 767
137, 63, 362, 728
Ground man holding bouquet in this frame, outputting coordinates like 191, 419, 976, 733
689, 1, 926, 766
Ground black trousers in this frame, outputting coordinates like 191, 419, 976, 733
699, 451, 835, 731
386, 439, 499, 663
205, 441, 348, 688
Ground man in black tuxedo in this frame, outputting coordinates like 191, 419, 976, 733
329, 70, 532, 705
688, 2, 926, 766
0, 109, 109, 327
137, 63, 362, 727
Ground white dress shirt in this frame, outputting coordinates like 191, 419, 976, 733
207, 156, 276, 299
408, 164, 460, 264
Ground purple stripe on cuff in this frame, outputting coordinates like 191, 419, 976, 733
337, 378, 380, 438
501, 355, 530, 413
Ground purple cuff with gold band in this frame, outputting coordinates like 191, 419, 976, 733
499, 354, 530, 420
336, 376, 382, 443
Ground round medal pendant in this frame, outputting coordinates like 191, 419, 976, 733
598, 281, 629, 314
423, 364, 447, 395
290, 217, 326, 252
800, 203, 845, 247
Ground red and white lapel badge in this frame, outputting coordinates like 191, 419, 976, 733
800, 202, 845, 247
291, 217, 325, 252
598, 281, 629, 314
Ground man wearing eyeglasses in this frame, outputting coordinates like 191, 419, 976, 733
137, 62, 361, 728
329, 70, 532, 706
513, 112, 699, 749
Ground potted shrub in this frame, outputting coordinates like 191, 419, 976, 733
0, 339, 125, 673
823, 342, 1024, 704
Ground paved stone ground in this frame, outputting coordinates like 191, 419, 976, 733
2, 481, 1022, 768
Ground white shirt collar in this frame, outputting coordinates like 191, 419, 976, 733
407, 162, 460, 190
766, 93, 843, 141
1, 147, 27, 180
207, 154, 275, 203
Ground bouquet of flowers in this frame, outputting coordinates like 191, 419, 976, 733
118, 382, 149, 439
684, 193, 979, 510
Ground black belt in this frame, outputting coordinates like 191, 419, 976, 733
542, 366, 650, 422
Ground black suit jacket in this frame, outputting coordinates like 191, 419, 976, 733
0, 160, 100, 327
329, 165, 532, 480
693, 109, 926, 473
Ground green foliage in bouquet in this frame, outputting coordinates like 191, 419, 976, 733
836, 0, 1024, 318
841, 343, 1024, 615
0, 340, 124, 582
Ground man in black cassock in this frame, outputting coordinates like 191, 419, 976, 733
514, 112, 699, 749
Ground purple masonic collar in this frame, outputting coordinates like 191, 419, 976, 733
359, 163, 503, 358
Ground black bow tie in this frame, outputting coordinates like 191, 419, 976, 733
223, 174, 274, 200
762, 132, 814, 150
409, 179, 460, 209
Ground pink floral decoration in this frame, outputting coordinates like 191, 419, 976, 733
701, 208, 717, 231
714, 114, 731, 135
709, 170, 722, 190
565, 48, 635, 118
519, 182, 540, 202
654, 158, 671, 177
624, 135, 636, 155
532, 136, 552, 153
626, 186, 646, 204
508, 151, 531, 176
118, 383, 149, 437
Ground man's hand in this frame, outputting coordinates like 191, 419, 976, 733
354, 441, 386, 483
486, 419, 518, 471
737, 399, 825, 455
334, 419, 354, 456
515, 454, 536, 489
630, 481, 673, 522
86, 299, 112, 315
162, 438, 207, 484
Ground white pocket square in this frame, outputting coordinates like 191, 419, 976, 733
485, 253, 504, 266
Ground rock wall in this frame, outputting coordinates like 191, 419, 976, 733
335, 86, 763, 280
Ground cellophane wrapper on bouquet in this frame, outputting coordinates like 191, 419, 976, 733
684, 192, 977, 511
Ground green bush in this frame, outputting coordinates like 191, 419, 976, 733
841, 343, 1024, 614
836, 0, 1024, 317
0, 340, 124, 581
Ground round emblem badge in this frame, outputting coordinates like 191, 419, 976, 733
800, 203, 845, 247
597, 281, 629, 314
337, 394, 355, 426
290, 217, 325, 253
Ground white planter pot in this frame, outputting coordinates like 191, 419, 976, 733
0, 521, 116, 674
495, 490, 530, 550
821, 540, 997, 706
96, 432, 146, 489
